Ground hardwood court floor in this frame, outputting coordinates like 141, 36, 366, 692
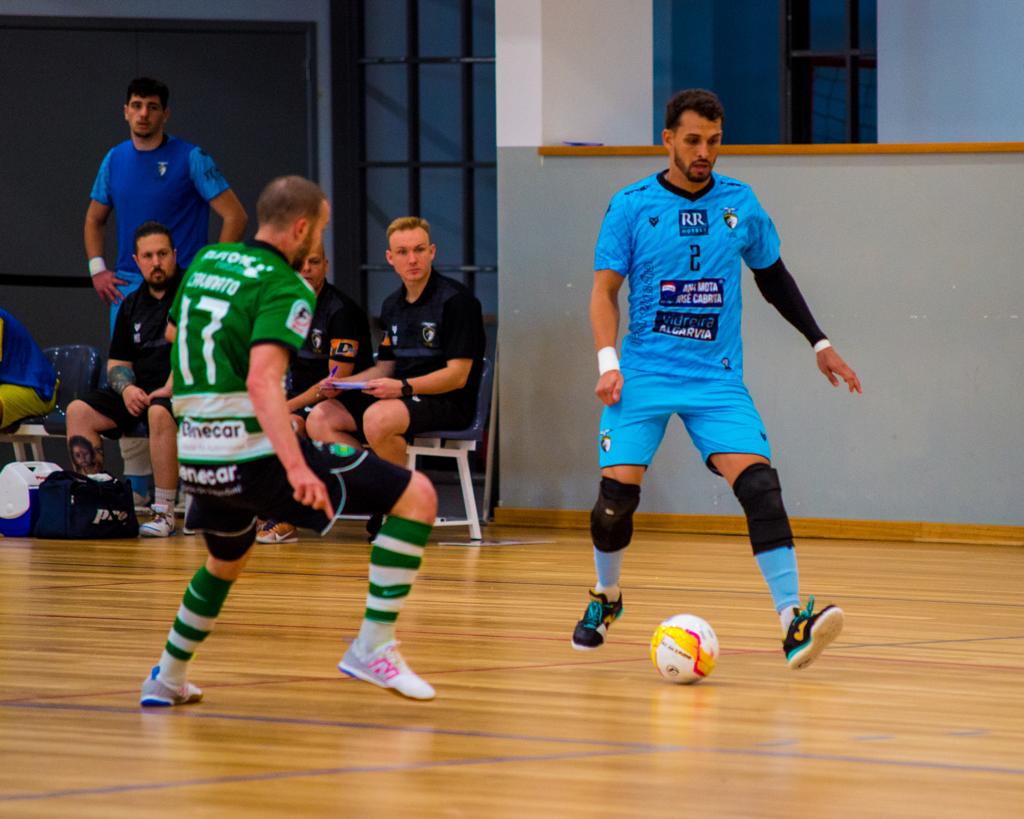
1, 523, 1022, 817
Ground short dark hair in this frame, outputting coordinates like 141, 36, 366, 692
664, 88, 725, 130
133, 220, 173, 252
257, 175, 325, 230
126, 77, 169, 108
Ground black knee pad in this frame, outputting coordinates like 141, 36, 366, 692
590, 477, 641, 553
732, 463, 793, 554
204, 521, 258, 562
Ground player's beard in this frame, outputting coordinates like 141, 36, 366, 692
291, 232, 316, 270
673, 151, 715, 184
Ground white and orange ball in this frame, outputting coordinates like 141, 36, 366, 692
650, 614, 718, 684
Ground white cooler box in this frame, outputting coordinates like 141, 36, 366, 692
0, 461, 62, 537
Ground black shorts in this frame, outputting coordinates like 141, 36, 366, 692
181, 437, 413, 536
292, 391, 375, 434
403, 395, 473, 437
78, 387, 174, 438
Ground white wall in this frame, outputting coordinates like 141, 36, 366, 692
496, 0, 652, 146
498, 147, 1024, 525
879, 1, 1024, 142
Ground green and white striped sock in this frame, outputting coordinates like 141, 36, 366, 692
355, 515, 431, 653
156, 566, 233, 686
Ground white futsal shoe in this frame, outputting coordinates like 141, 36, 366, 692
139, 666, 203, 707
339, 640, 435, 700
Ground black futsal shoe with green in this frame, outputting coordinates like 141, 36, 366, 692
571, 589, 623, 650
783, 595, 844, 670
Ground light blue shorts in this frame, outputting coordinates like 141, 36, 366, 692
598, 369, 771, 472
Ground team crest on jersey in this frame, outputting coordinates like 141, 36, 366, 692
286, 301, 313, 338
310, 329, 323, 352
678, 209, 709, 236
157, 161, 168, 177
420, 321, 439, 347
723, 208, 739, 229
331, 338, 358, 358
599, 429, 612, 452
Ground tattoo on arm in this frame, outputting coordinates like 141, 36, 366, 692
68, 435, 104, 475
108, 365, 136, 395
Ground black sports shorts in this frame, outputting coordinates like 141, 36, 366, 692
402, 394, 473, 437
78, 386, 173, 438
181, 437, 413, 536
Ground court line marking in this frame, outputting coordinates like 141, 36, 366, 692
0, 632, 1020, 706
2, 704, 1022, 803
22, 556, 1024, 610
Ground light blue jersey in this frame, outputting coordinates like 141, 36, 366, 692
595, 171, 780, 381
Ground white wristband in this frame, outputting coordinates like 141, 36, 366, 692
813, 339, 832, 353
597, 346, 620, 375
88, 257, 108, 277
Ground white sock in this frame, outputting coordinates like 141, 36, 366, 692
594, 583, 621, 602
157, 651, 189, 687
355, 621, 395, 654
780, 606, 798, 632
154, 487, 176, 511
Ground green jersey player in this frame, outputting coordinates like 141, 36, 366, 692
139, 176, 439, 704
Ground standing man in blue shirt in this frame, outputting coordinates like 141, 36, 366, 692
83, 76, 247, 507
84, 76, 248, 320
572, 89, 861, 671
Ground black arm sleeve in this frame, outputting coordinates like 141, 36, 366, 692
750, 257, 826, 346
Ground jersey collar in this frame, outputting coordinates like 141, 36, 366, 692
247, 239, 292, 268
657, 170, 715, 202
401, 267, 439, 305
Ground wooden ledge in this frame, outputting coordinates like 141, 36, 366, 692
493, 508, 1024, 547
538, 142, 1024, 157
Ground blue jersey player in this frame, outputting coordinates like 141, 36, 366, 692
85, 77, 248, 324
571, 89, 862, 671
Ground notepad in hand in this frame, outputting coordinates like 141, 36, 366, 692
325, 381, 368, 390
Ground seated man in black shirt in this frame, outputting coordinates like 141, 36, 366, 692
255, 242, 374, 544
307, 216, 485, 469
66, 221, 180, 538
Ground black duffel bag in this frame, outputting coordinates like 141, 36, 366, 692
34, 470, 139, 539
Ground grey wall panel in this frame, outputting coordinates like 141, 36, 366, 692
498, 147, 1023, 525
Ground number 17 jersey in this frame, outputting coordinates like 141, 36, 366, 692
168, 241, 315, 464
595, 170, 781, 381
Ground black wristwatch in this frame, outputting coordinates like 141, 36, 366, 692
400, 378, 414, 398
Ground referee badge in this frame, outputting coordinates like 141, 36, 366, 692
722, 208, 738, 229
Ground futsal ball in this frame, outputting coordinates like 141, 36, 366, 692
650, 614, 719, 684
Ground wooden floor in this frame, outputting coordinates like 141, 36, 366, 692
1, 522, 1022, 817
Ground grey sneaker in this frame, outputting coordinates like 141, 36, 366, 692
140, 503, 176, 538
338, 640, 435, 700
139, 666, 203, 707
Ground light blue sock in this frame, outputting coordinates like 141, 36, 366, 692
755, 545, 800, 614
593, 548, 625, 594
